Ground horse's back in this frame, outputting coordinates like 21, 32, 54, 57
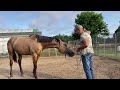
8, 36, 42, 55
8, 36, 32, 55
8, 36, 29, 46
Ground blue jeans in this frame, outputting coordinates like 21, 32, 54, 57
81, 53, 94, 79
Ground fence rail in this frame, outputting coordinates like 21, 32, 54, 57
92, 32, 120, 60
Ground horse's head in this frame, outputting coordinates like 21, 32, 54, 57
53, 38, 75, 57
29, 34, 75, 57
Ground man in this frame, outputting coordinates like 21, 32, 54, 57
74, 24, 94, 79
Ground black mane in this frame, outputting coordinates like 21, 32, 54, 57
29, 34, 60, 43
38, 35, 60, 43
38, 36, 54, 42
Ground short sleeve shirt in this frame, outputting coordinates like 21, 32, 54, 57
79, 32, 94, 55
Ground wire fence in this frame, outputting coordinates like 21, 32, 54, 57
93, 32, 120, 60
68, 32, 120, 60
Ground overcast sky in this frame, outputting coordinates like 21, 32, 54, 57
0, 11, 120, 36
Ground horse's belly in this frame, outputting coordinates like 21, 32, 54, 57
15, 48, 30, 55
13, 44, 31, 55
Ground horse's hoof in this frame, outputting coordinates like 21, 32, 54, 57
35, 77, 38, 79
34, 75, 38, 79
9, 76, 13, 79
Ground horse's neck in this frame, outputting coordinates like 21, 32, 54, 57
42, 42, 57, 49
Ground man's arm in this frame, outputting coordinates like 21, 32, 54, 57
76, 37, 89, 52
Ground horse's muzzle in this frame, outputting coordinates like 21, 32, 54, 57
65, 48, 75, 57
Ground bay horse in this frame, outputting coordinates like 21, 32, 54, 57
7, 34, 75, 79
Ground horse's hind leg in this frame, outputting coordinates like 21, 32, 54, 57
32, 53, 38, 79
9, 55, 13, 78
18, 54, 24, 76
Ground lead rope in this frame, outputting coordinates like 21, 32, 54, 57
76, 52, 79, 70
66, 52, 81, 71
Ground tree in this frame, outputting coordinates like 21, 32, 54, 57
53, 34, 74, 43
72, 11, 109, 40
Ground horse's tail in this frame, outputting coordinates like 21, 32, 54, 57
13, 50, 17, 63
7, 37, 17, 63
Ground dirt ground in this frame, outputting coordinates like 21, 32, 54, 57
0, 55, 120, 79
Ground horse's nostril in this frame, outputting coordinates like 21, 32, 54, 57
71, 52, 75, 57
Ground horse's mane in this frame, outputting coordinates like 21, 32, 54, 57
29, 34, 59, 43
38, 36, 56, 42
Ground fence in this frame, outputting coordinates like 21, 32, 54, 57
93, 32, 120, 59
68, 32, 120, 60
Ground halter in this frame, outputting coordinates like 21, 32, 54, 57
57, 42, 73, 58
58, 43, 69, 57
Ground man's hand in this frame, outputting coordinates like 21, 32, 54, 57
76, 38, 88, 52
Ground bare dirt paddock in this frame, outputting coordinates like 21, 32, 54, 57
0, 56, 120, 79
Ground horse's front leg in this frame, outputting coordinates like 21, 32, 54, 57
32, 53, 38, 79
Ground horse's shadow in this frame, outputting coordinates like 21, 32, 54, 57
0, 68, 63, 79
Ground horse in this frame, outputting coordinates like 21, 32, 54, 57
7, 34, 75, 79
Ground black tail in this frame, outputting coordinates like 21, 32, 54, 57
13, 50, 17, 63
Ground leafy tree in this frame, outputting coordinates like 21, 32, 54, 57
72, 11, 109, 40
53, 34, 74, 43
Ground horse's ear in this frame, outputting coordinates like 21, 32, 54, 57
29, 34, 39, 38
29, 34, 39, 42
29, 34, 34, 37
35, 34, 39, 42
35, 34, 39, 39
55, 38, 60, 43
52, 38, 60, 44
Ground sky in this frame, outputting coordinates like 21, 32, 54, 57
0, 11, 120, 36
